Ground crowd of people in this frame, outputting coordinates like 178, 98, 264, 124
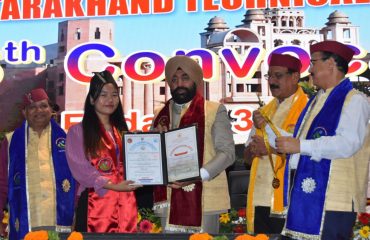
0, 40, 368, 240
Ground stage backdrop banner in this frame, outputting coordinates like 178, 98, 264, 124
0, 2, 369, 146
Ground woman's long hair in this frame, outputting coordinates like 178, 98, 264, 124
82, 70, 128, 157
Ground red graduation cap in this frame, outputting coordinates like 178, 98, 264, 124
310, 40, 354, 63
23, 88, 49, 106
269, 53, 302, 72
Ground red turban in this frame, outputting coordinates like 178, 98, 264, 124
165, 56, 203, 85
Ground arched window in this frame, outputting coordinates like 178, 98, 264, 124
95, 27, 101, 39
75, 28, 81, 40
291, 39, 301, 45
271, 17, 277, 26
60, 29, 64, 42
343, 29, 350, 39
309, 40, 318, 45
296, 17, 303, 27
274, 39, 284, 47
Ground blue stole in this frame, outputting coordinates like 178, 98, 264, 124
283, 79, 353, 239
8, 119, 76, 240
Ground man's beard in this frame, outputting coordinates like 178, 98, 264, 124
171, 83, 197, 104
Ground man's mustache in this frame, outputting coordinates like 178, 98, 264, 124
174, 87, 189, 94
270, 84, 279, 89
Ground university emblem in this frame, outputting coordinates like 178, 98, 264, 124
312, 127, 327, 139
97, 158, 113, 174
13, 172, 21, 186
55, 137, 66, 150
301, 177, 316, 194
62, 179, 71, 192
15, 218, 19, 232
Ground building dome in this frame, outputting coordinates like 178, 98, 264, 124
205, 16, 229, 32
241, 9, 266, 24
326, 10, 351, 25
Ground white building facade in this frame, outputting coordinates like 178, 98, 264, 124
200, 8, 360, 106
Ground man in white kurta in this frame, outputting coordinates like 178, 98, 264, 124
276, 41, 370, 239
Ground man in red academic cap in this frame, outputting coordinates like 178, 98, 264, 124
275, 40, 370, 239
244, 53, 308, 234
0, 88, 76, 240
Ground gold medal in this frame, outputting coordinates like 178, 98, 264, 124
260, 118, 285, 191
272, 177, 280, 189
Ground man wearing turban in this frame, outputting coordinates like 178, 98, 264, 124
150, 55, 235, 233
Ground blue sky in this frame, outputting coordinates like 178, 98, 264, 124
0, 3, 369, 56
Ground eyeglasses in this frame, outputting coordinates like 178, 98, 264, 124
264, 72, 291, 80
310, 57, 328, 66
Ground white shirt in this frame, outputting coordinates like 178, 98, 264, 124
266, 90, 370, 169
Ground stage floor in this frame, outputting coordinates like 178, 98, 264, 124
59, 233, 281, 240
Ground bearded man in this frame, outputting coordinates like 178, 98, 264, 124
150, 55, 235, 233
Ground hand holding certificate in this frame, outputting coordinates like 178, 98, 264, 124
123, 125, 201, 185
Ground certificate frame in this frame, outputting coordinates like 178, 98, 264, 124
163, 125, 201, 183
123, 125, 201, 185
123, 131, 167, 185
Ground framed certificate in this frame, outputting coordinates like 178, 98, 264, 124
123, 125, 200, 185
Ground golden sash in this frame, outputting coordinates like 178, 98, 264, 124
246, 87, 308, 233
